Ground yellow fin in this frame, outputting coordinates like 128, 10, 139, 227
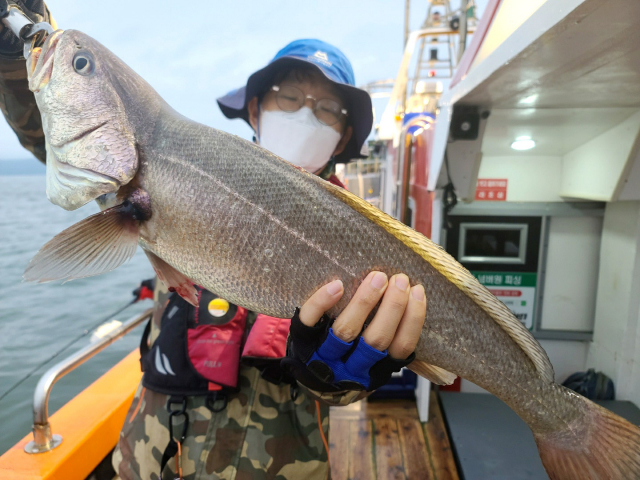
408, 360, 457, 385
320, 179, 555, 384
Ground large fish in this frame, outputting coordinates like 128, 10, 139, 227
23, 30, 640, 479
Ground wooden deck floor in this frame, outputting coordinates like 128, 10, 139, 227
329, 391, 458, 480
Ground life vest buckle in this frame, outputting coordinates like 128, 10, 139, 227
166, 397, 189, 444
206, 392, 228, 413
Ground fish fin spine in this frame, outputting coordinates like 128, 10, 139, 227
408, 360, 457, 385
534, 386, 640, 479
23, 203, 139, 283
321, 180, 554, 383
143, 250, 198, 306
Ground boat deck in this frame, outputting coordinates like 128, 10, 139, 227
329, 391, 458, 480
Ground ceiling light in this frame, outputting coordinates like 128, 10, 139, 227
511, 136, 535, 150
520, 94, 538, 105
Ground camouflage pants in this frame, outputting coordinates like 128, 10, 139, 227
112, 365, 330, 480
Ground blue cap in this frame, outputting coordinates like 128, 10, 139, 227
217, 39, 373, 163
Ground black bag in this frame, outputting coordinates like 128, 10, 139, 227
562, 368, 615, 400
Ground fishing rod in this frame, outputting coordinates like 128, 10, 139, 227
0, 279, 155, 404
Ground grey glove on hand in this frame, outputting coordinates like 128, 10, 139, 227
0, 0, 48, 58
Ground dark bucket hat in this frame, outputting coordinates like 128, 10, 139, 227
217, 39, 373, 163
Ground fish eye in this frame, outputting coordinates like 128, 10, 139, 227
72, 51, 95, 76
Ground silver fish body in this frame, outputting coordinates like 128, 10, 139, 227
25, 30, 640, 479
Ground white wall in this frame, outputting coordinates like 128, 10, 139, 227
460, 338, 590, 393
561, 111, 640, 201
477, 155, 563, 202
541, 216, 603, 331
587, 201, 640, 404
540, 339, 590, 383
476, 111, 640, 203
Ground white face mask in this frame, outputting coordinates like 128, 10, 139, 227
258, 107, 342, 173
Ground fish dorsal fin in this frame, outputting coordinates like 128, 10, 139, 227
144, 250, 198, 306
24, 204, 139, 283
321, 181, 555, 383
409, 360, 457, 385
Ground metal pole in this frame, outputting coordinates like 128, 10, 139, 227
401, 0, 411, 116
404, 0, 410, 48
457, 0, 469, 63
25, 308, 153, 454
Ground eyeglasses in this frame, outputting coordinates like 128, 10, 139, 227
270, 85, 348, 126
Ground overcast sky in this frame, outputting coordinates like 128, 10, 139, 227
0, 0, 485, 161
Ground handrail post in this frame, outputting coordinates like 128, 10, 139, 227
24, 308, 152, 454
27, 424, 62, 454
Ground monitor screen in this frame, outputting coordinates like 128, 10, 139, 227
459, 223, 528, 264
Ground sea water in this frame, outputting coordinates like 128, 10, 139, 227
0, 175, 154, 454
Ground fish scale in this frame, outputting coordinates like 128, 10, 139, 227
23, 29, 640, 479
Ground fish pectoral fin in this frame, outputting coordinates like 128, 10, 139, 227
23, 203, 139, 283
408, 360, 457, 385
144, 250, 198, 306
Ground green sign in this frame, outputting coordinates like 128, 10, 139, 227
470, 271, 536, 287
470, 271, 537, 330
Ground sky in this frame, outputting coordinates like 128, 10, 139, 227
0, 0, 485, 161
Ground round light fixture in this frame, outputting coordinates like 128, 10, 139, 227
511, 135, 536, 151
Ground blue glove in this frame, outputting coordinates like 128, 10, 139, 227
281, 308, 415, 392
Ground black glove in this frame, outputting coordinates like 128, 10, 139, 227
281, 308, 415, 393
0, 0, 48, 58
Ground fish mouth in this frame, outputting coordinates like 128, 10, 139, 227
46, 150, 121, 211
48, 122, 121, 187
46, 121, 122, 211
28, 30, 64, 93
53, 155, 121, 188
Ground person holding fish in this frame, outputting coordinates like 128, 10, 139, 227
1, 6, 426, 479
115, 40, 426, 480
8, 3, 640, 480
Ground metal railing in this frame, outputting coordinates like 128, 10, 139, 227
25, 308, 153, 454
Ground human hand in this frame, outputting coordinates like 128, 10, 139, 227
282, 271, 426, 392
0, 1, 48, 58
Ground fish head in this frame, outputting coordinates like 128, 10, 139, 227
27, 30, 141, 210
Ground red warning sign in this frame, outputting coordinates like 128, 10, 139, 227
475, 178, 507, 201
488, 289, 522, 297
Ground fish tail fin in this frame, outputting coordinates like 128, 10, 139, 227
23, 203, 139, 283
534, 386, 640, 479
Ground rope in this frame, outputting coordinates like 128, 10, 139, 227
316, 400, 330, 464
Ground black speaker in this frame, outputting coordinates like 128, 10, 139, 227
450, 106, 480, 140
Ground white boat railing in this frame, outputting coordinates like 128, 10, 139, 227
25, 308, 153, 454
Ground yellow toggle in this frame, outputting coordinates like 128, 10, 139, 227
208, 298, 229, 317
